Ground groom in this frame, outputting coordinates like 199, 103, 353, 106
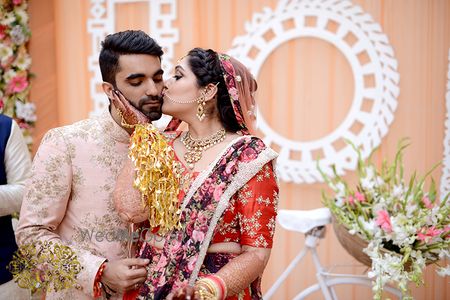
16, 30, 165, 299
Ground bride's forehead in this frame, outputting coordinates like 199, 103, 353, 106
174, 57, 194, 74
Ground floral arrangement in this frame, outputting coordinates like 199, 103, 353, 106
0, 0, 35, 146
320, 140, 450, 300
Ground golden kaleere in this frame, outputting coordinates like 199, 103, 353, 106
129, 123, 181, 234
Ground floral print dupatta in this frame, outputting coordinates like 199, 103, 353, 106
138, 136, 277, 299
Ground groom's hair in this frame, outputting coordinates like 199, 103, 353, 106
99, 30, 163, 85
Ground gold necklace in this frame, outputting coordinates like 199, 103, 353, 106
181, 129, 226, 169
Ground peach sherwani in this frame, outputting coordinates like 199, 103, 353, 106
16, 111, 131, 299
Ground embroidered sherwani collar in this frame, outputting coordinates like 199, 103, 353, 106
98, 110, 130, 143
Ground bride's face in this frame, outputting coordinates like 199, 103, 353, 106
162, 56, 202, 119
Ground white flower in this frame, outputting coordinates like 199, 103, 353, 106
15, 7, 29, 24
375, 176, 385, 188
15, 101, 36, 122
14, 52, 31, 70
391, 216, 411, 246
3, 69, 17, 83
0, 44, 13, 65
392, 184, 405, 198
334, 182, 346, 197
334, 197, 344, 207
405, 203, 417, 218
361, 176, 375, 191
358, 215, 376, 234
438, 248, 449, 260
0, 12, 16, 26
365, 166, 375, 180
373, 202, 386, 213
437, 266, 450, 277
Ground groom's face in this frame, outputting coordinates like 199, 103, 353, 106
113, 54, 164, 121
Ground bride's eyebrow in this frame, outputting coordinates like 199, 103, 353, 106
175, 65, 185, 72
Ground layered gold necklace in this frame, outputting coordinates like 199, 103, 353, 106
181, 129, 226, 169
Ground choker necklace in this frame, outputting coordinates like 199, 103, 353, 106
181, 129, 227, 169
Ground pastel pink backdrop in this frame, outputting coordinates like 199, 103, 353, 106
28, 0, 449, 299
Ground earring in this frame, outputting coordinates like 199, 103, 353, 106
196, 92, 206, 121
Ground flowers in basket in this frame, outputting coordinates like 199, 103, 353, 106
319, 140, 450, 300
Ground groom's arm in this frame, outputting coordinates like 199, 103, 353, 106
15, 128, 106, 296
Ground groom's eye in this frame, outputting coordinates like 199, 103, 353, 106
129, 80, 142, 87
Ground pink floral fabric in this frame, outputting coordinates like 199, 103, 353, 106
132, 133, 278, 299
218, 54, 247, 134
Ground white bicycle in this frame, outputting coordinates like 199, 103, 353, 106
263, 208, 403, 300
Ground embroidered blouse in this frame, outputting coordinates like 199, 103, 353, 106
170, 131, 279, 249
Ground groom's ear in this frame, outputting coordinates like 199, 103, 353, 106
102, 82, 115, 100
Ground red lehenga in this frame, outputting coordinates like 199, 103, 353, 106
123, 132, 279, 300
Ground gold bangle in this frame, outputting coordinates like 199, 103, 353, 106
195, 279, 219, 300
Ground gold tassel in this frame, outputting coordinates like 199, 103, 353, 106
129, 123, 181, 234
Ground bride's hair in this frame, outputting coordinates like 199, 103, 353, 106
187, 48, 257, 134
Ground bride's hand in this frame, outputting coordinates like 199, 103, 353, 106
111, 89, 150, 126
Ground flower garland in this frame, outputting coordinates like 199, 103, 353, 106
0, 0, 35, 146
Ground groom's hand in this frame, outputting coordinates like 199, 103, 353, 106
101, 258, 149, 293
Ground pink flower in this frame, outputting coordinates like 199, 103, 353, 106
155, 254, 168, 270
239, 148, 258, 162
192, 229, 205, 243
375, 210, 392, 233
196, 211, 207, 225
225, 160, 237, 175
213, 183, 226, 201
200, 178, 214, 196
13, 0, 23, 5
422, 196, 433, 209
228, 87, 239, 100
347, 195, 355, 205
187, 258, 196, 272
0, 99, 4, 110
6, 76, 28, 94
355, 191, 365, 202
170, 239, 182, 252
417, 226, 444, 243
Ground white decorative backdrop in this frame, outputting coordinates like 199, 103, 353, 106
228, 0, 399, 183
